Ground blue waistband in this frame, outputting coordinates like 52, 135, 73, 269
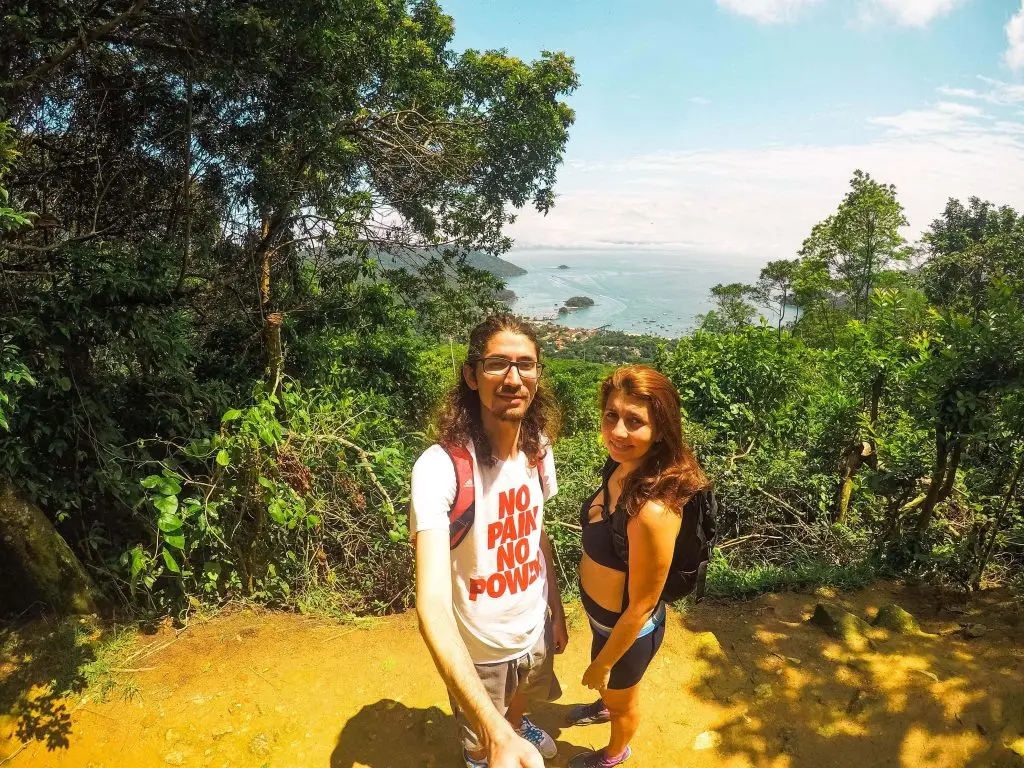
586, 602, 666, 638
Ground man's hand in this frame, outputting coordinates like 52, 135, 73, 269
488, 727, 545, 768
552, 609, 569, 654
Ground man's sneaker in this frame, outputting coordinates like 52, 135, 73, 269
463, 748, 488, 768
517, 716, 557, 759
568, 745, 632, 768
566, 700, 611, 726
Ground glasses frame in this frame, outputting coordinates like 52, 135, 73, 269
477, 356, 545, 379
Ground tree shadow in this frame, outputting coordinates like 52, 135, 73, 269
677, 585, 1024, 768
330, 699, 586, 767
0, 616, 96, 756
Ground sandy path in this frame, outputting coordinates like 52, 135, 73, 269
2, 582, 1023, 767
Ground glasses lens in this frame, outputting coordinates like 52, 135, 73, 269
517, 361, 538, 376
482, 358, 510, 375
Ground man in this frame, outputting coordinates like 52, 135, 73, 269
411, 314, 569, 768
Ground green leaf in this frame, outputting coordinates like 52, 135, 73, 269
129, 547, 145, 579
157, 512, 183, 533
157, 477, 182, 496
267, 501, 287, 525
163, 531, 186, 550
153, 494, 178, 516
162, 548, 181, 573
141, 475, 161, 489
216, 449, 230, 467
221, 409, 243, 423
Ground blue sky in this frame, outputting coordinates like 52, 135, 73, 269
441, 0, 1024, 260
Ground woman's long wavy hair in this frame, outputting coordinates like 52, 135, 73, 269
602, 365, 709, 517
436, 314, 557, 467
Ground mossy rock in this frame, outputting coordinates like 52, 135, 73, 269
872, 603, 921, 634
809, 603, 872, 649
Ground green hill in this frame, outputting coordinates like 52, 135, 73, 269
371, 246, 526, 278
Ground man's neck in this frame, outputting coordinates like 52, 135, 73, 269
480, 410, 522, 461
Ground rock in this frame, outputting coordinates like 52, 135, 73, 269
693, 730, 721, 750
248, 732, 272, 757
754, 683, 774, 700
809, 603, 873, 650
872, 604, 921, 634
164, 752, 185, 766
964, 624, 990, 639
211, 724, 233, 740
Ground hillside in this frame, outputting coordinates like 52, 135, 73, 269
371, 246, 527, 278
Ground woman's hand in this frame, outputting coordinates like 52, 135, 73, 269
582, 661, 611, 691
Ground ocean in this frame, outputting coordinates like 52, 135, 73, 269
503, 249, 775, 337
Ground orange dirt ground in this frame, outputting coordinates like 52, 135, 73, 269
2, 582, 1023, 768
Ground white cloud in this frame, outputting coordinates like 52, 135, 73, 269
939, 77, 1024, 106
1007, 1, 1024, 71
868, 101, 987, 135
508, 97, 1024, 259
715, 0, 822, 24
858, 0, 964, 27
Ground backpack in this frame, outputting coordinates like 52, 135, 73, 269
443, 444, 477, 550
441, 444, 546, 550
602, 458, 718, 603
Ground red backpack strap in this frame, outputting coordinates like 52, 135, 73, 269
443, 444, 475, 550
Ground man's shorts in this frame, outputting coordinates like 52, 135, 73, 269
449, 615, 562, 753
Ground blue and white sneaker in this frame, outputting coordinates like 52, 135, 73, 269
463, 748, 488, 767
517, 715, 558, 759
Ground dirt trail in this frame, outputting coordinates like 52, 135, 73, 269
2, 582, 1023, 768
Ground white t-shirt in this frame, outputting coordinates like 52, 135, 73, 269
410, 440, 558, 664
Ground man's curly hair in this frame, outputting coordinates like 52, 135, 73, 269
436, 314, 557, 467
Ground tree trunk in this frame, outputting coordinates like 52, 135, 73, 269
833, 446, 862, 525
972, 449, 1024, 590
916, 424, 951, 534
0, 481, 101, 615
257, 214, 285, 394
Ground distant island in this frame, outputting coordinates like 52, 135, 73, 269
564, 296, 595, 308
557, 264, 570, 270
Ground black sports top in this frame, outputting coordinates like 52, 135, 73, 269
580, 460, 628, 573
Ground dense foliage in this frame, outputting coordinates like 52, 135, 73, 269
0, 0, 578, 616
1, 3, 1021, 619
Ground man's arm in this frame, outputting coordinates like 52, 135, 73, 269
415, 529, 543, 768
539, 529, 568, 653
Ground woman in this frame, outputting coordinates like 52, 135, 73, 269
567, 365, 709, 768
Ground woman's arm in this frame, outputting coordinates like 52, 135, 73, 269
582, 501, 681, 691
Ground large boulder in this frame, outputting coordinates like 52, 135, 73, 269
0, 482, 100, 615
809, 603, 873, 651
872, 603, 922, 634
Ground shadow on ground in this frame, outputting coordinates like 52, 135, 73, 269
677, 585, 1024, 768
330, 699, 589, 768
0, 618, 96, 755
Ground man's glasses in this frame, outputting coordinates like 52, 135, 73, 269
479, 357, 544, 379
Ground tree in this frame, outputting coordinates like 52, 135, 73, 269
798, 170, 908, 321
700, 282, 758, 333
756, 258, 799, 338
0, 0, 579, 612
